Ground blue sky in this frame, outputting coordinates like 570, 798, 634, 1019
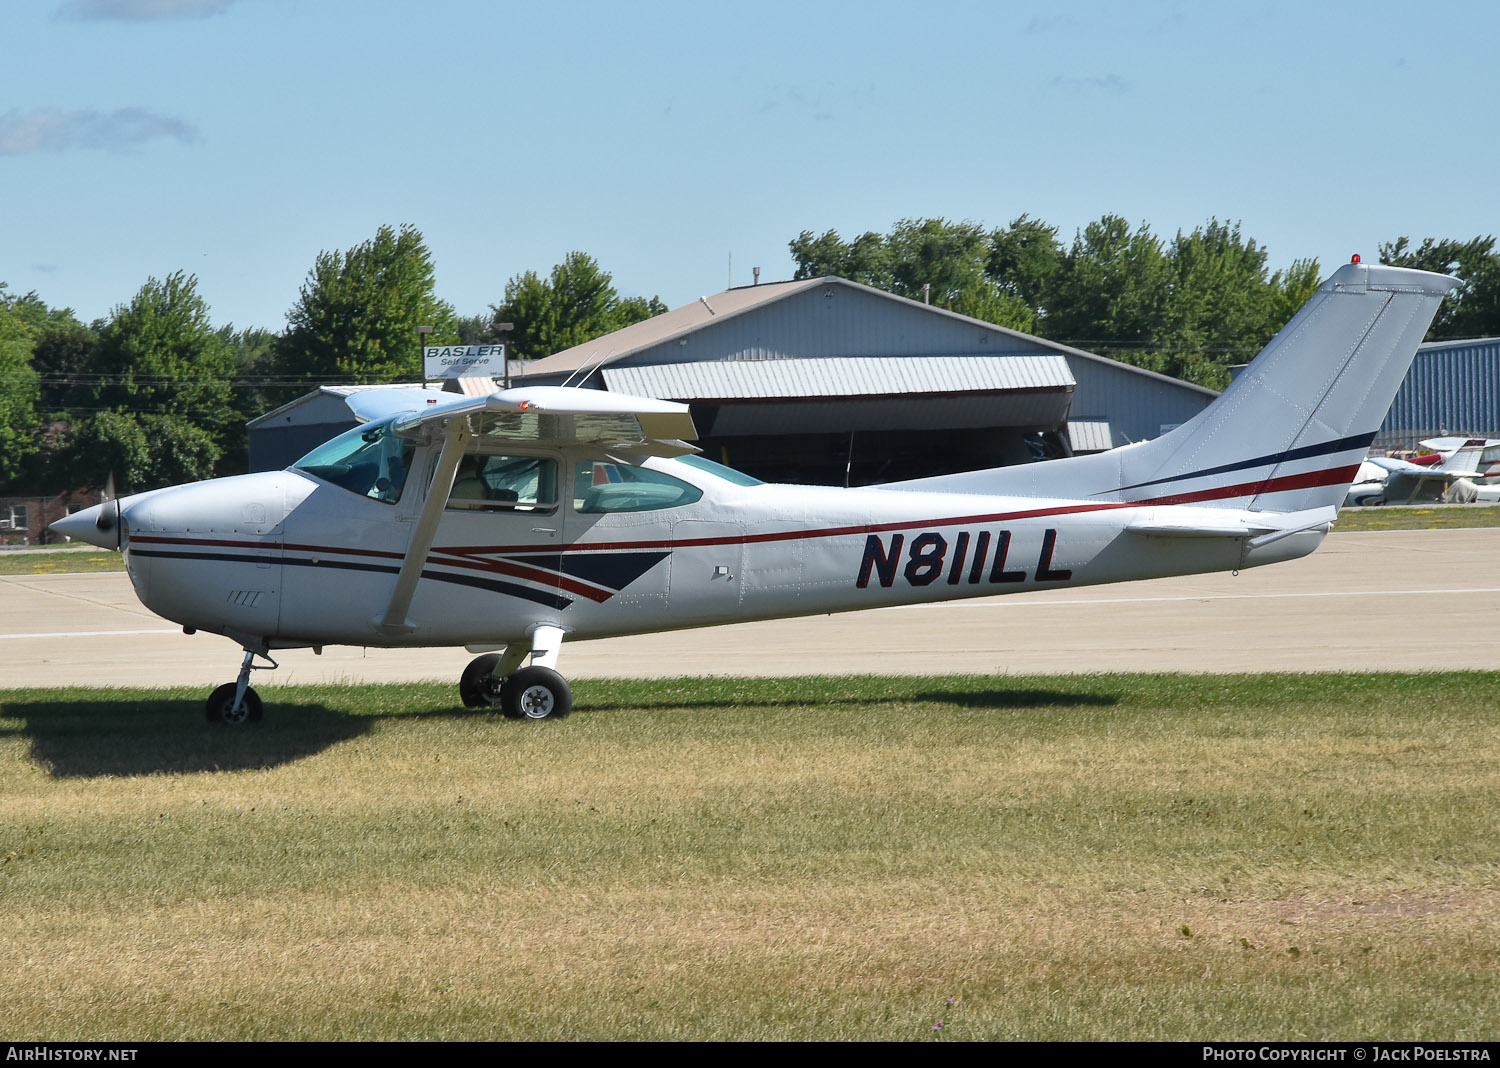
4, 0, 1497, 332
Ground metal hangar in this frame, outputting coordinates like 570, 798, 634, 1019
518, 276, 1217, 485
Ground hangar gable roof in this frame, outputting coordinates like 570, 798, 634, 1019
521, 276, 1218, 401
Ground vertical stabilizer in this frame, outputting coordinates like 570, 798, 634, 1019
888, 262, 1459, 511
1135, 261, 1458, 512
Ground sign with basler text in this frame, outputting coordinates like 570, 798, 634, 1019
423, 344, 505, 380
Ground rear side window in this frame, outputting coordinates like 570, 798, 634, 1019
574, 461, 703, 513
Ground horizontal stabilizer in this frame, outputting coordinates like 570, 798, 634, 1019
1126, 505, 1336, 540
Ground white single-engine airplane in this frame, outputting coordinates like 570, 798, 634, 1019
53, 261, 1458, 724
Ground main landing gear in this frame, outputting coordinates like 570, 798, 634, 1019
202, 628, 575, 726
206, 649, 277, 726
459, 625, 573, 720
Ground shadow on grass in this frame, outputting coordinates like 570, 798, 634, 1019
1, 697, 375, 778
576, 687, 1118, 714
913, 688, 1118, 710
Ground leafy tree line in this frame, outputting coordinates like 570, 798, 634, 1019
791, 218, 1500, 389
791, 215, 1329, 390
5, 217, 1499, 501
1, 228, 660, 497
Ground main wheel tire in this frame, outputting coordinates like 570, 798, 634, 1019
205, 683, 263, 726
501, 666, 572, 721
459, 653, 506, 709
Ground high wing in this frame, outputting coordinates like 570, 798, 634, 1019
358, 386, 698, 637
1366, 455, 1474, 479
1370, 444, 1487, 480
345, 385, 698, 456
1419, 437, 1500, 461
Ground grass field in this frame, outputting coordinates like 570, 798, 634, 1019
0, 550, 126, 575
1, 673, 1496, 1041
1333, 505, 1500, 532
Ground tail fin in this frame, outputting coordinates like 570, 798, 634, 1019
1438, 444, 1487, 477
892, 261, 1459, 512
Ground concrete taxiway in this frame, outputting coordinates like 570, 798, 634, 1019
1, 528, 1495, 691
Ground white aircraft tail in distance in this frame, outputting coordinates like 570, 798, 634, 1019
52, 260, 1460, 724
1347, 439, 1500, 506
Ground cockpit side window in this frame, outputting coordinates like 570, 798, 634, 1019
447, 454, 558, 512
573, 460, 704, 513
293, 420, 414, 505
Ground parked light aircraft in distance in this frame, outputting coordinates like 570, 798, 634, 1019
1344, 440, 1499, 506
52, 260, 1458, 725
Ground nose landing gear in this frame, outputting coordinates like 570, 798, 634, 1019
206, 649, 277, 726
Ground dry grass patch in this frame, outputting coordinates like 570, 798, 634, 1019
1, 673, 1497, 1039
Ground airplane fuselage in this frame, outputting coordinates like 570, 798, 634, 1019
117, 446, 1319, 654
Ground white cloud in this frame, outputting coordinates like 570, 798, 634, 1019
0, 108, 199, 154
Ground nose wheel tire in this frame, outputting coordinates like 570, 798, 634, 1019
459, 653, 507, 709
206, 683, 263, 726
500, 666, 572, 720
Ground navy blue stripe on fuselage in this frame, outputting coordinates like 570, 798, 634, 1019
128, 548, 573, 610
503, 550, 670, 592
1104, 432, 1377, 495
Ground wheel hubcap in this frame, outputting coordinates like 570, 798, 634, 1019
518, 685, 554, 718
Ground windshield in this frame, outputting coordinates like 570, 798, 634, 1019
674, 453, 763, 486
293, 419, 414, 504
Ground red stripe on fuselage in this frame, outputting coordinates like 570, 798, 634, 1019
127, 464, 1356, 570
450, 464, 1360, 556
127, 534, 615, 602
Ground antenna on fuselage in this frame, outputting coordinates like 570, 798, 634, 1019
560, 349, 619, 390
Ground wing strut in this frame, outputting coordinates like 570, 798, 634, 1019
377, 415, 472, 635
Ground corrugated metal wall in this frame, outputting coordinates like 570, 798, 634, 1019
1067, 357, 1217, 447
1377, 338, 1500, 451
619, 282, 1215, 448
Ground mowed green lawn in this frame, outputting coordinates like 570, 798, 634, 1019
1, 673, 1496, 1041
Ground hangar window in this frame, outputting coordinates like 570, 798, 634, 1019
293, 419, 414, 505
573, 461, 703, 513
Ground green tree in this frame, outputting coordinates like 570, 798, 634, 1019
91, 272, 237, 441
1380, 236, 1500, 340
1158, 219, 1277, 360
789, 229, 893, 289
490, 252, 665, 361
790, 219, 1036, 330
30, 320, 99, 414
0, 286, 42, 483
279, 224, 458, 384
40, 273, 237, 492
987, 214, 1064, 313
59, 410, 219, 494
1266, 258, 1323, 334
885, 218, 991, 306
1043, 215, 1171, 350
